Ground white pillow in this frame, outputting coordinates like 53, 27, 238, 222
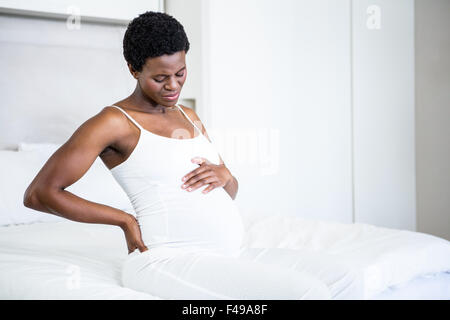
0, 144, 135, 226
0, 149, 65, 225
17, 142, 61, 152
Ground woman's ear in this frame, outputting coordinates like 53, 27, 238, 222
127, 63, 140, 80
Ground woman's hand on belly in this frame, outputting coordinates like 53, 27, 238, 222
121, 213, 149, 254
180, 157, 233, 194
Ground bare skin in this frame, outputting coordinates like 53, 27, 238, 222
23, 50, 238, 254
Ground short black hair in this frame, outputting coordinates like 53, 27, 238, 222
123, 11, 190, 72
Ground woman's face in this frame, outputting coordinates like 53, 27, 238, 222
132, 50, 187, 106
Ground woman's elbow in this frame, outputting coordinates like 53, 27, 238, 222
23, 184, 59, 210
24, 192, 35, 209
23, 185, 41, 209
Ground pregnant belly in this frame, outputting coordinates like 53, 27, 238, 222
138, 185, 245, 256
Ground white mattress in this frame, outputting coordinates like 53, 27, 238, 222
0, 219, 449, 300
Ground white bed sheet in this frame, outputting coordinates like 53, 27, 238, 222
1, 218, 449, 300
0, 221, 158, 299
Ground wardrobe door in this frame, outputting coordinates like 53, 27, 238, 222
205, 0, 353, 223
352, 0, 415, 230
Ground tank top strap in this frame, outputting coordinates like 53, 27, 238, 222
110, 105, 144, 131
176, 104, 203, 136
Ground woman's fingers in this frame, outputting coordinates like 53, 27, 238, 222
201, 182, 218, 194
128, 242, 148, 254
181, 157, 227, 194
123, 214, 148, 254
183, 176, 218, 192
182, 164, 210, 183
191, 157, 210, 165
181, 170, 213, 190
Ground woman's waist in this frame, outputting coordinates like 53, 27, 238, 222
137, 204, 245, 250
136, 202, 243, 229
133, 186, 237, 216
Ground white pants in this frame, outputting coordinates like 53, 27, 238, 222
122, 246, 363, 300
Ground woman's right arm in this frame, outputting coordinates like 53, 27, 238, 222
23, 107, 148, 253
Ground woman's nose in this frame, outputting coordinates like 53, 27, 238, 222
165, 77, 179, 91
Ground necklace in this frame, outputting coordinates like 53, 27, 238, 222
165, 105, 178, 111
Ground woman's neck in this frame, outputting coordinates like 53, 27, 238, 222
126, 82, 176, 114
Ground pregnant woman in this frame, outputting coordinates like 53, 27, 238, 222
24, 11, 360, 299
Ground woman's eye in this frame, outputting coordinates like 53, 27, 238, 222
154, 74, 183, 82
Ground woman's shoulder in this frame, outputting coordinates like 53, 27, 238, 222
82, 105, 135, 138
178, 104, 215, 143
178, 104, 200, 121
101, 105, 133, 123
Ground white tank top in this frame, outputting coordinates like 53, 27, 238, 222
109, 105, 245, 257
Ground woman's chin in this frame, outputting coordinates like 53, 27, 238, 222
159, 100, 178, 107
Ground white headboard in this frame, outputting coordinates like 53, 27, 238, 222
0, 13, 135, 150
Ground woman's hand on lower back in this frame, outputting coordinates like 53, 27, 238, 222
121, 214, 148, 254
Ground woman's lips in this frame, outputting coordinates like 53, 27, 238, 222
162, 92, 180, 101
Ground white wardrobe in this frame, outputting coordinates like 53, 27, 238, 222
169, 0, 415, 230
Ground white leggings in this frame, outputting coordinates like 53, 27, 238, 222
122, 246, 363, 300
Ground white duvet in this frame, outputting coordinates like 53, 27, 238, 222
0, 215, 449, 299
242, 215, 450, 298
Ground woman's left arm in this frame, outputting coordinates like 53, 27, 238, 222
217, 155, 238, 200
223, 174, 238, 200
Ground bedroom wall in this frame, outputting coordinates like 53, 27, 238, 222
0, 1, 163, 150
0, 13, 132, 150
163, 0, 203, 114
0, 0, 162, 22
415, 0, 450, 241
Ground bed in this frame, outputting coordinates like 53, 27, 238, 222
1, 144, 449, 300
